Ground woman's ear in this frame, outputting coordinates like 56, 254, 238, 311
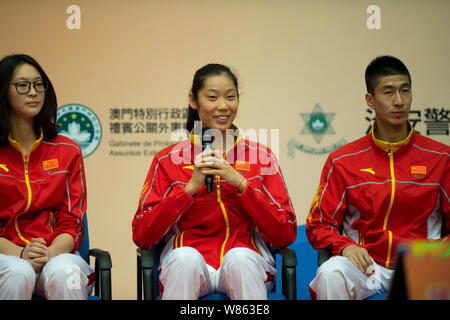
189, 92, 198, 110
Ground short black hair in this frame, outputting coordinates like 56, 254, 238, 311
365, 55, 411, 94
186, 64, 239, 132
0, 54, 58, 147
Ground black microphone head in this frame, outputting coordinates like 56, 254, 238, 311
201, 127, 215, 193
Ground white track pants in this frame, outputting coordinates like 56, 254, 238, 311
309, 256, 395, 300
0, 253, 94, 300
159, 247, 276, 300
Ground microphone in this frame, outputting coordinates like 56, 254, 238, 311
202, 128, 214, 193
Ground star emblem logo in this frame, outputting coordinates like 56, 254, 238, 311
300, 103, 336, 144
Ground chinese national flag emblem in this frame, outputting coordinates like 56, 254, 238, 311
43, 158, 59, 171
235, 160, 250, 171
411, 166, 426, 175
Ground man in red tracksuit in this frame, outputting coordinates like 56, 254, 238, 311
306, 55, 449, 299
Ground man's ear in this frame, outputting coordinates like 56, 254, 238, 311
365, 93, 374, 110
189, 92, 198, 110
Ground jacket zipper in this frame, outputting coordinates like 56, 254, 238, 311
14, 155, 33, 244
382, 148, 395, 268
173, 230, 185, 249
216, 176, 230, 266
49, 211, 54, 232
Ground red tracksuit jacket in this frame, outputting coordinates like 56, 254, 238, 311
0, 133, 86, 252
306, 127, 449, 268
132, 135, 297, 269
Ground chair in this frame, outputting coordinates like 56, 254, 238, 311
79, 214, 113, 300
32, 214, 112, 300
136, 241, 297, 300
286, 225, 385, 300
288, 225, 317, 300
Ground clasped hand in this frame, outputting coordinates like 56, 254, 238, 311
184, 149, 246, 196
21, 238, 53, 273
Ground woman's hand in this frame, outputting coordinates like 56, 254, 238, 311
22, 238, 48, 273
184, 149, 247, 196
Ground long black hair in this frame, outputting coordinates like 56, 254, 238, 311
186, 63, 239, 132
0, 54, 58, 146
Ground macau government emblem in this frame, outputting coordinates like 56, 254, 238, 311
57, 104, 102, 158
288, 103, 347, 156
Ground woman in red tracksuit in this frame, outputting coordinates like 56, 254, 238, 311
0, 54, 94, 299
132, 64, 297, 299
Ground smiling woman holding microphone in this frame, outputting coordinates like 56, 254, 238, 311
132, 63, 297, 300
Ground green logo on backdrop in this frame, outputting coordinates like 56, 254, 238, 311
57, 104, 102, 158
288, 103, 346, 156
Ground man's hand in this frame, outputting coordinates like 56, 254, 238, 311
341, 245, 374, 275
